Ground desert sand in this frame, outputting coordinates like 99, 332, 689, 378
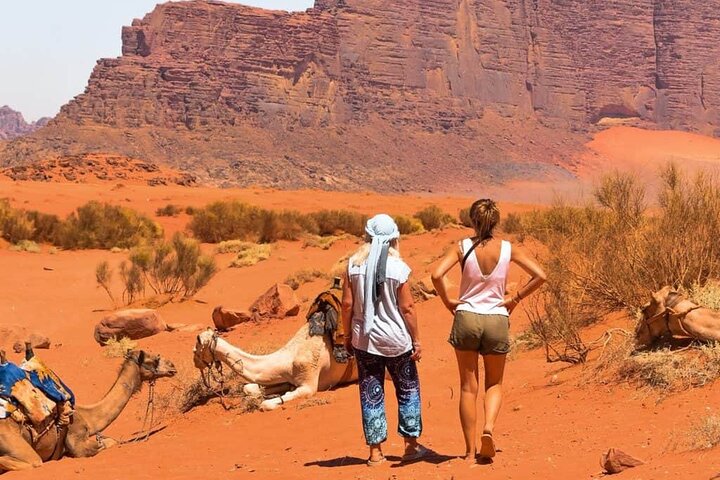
2, 126, 720, 479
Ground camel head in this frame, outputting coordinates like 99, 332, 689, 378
193, 328, 218, 370
126, 349, 177, 381
635, 286, 675, 349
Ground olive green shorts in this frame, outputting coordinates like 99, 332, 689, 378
448, 311, 510, 355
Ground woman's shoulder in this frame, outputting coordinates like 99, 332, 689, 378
386, 256, 411, 280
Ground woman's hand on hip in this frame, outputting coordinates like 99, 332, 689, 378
411, 342, 422, 362
501, 295, 519, 314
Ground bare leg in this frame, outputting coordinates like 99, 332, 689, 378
454, 349, 480, 460
369, 444, 384, 463
481, 354, 507, 434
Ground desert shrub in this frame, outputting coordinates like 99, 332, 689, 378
501, 212, 523, 234
215, 240, 250, 254
9, 240, 41, 253
308, 210, 367, 237
102, 337, 138, 358
685, 415, 720, 450
189, 201, 264, 243
285, 269, 329, 290
179, 373, 262, 413
184, 206, 196, 215
156, 204, 183, 217
0, 200, 35, 244
229, 243, 271, 268
616, 343, 720, 391
302, 234, 349, 250
257, 210, 309, 243
96, 233, 217, 305
414, 205, 454, 231
458, 208, 473, 228
25, 211, 62, 243
690, 281, 720, 310
58, 201, 162, 250
394, 215, 425, 235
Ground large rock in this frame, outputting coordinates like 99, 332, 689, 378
250, 284, 301, 320
0, 325, 51, 351
0, 106, 49, 141
601, 448, 644, 474
4, 0, 720, 192
211, 307, 253, 331
94, 309, 167, 344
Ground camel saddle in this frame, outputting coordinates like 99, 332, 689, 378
306, 283, 351, 363
0, 357, 74, 429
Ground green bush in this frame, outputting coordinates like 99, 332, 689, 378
414, 205, 454, 231
58, 201, 163, 249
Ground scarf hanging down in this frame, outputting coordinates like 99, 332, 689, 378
363, 214, 400, 336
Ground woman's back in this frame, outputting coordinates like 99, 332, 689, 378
456, 237, 511, 316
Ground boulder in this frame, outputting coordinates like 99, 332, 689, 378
211, 307, 253, 331
249, 284, 300, 320
94, 309, 167, 344
601, 448, 644, 474
0, 325, 51, 351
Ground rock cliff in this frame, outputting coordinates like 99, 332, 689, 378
2, 0, 718, 191
0, 106, 49, 140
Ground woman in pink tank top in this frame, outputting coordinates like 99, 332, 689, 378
432, 199, 546, 462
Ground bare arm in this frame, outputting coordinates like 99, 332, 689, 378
397, 280, 422, 361
502, 244, 547, 312
341, 272, 354, 351
431, 243, 464, 313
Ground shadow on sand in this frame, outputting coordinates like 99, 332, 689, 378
305, 450, 457, 468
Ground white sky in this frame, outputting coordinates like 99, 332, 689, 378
0, 0, 314, 121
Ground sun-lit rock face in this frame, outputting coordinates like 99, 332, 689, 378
58, 0, 719, 133
2, 0, 718, 192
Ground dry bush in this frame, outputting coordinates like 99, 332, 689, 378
302, 234, 349, 250
96, 233, 217, 305
285, 269, 329, 290
616, 343, 720, 391
215, 239, 251, 254
685, 415, 720, 450
308, 210, 367, 237
178, 372, 263, 414
155, 204, 183, 217
102, 337, 138, 358
690, 281, 720, 310
58, 201, 162, 250
229, 243, 271, 268
414, 205, 454, 231
394, 215, 425, 235
9, 240, 41, 253
0, 199, 35, 244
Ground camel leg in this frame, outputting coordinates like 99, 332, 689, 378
65, 432, 116, 458
243, 382, 294, 397
260, 378, 318, 411
0, 423, 43, 471
0, 454, 42, 471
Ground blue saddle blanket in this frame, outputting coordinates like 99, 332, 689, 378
0, 359, 75, 407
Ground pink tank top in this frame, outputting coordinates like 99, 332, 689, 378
456, 239, 511, 316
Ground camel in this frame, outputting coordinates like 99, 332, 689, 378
193, 324, 358, 411
636, 286, 720, 349
0, 350, 176, 472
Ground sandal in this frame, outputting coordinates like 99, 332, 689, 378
402, 444, 430, 462
479, 432, 496, 459
367, 455, 386, 467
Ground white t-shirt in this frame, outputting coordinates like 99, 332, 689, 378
348, 256, 412, 357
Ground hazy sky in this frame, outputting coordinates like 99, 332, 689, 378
0, 0, 314, 121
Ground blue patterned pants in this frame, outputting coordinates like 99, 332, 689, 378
355, 349, 422, 446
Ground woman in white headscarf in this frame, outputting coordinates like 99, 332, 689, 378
341, 214, 427, 466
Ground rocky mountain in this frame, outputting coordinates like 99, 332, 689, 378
2, 0, 718, 192
0, 106, 50, 140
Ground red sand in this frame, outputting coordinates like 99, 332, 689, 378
1, 174, 719, 480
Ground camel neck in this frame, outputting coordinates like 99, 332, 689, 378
76, 359, 142, 435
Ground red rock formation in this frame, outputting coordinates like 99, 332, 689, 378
0, 106, 49, 140
2, 0, 717, 191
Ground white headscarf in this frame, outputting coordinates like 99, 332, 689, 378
362, 214, 400, 336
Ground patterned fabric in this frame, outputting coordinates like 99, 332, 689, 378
22, 357, 75, 406
0, 362, 28, 400
355, 349, 422, 445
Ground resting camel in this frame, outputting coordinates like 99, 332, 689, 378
636, 286, 720, 349
0, 350, 176, 472
193, 324, 358, 411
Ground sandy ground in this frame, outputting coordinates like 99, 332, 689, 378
1, 126, 720, 479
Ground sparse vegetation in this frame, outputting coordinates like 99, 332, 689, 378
394, 215, 425, 235
9, 240, 41, 253
155, 204, 183, 217
685, 415, 720, 450
189, 201, 367, 243
414, 205, 454, 231
95, 233, 217, 305
458, 207, 473, 228
229, 243, 271, 268
102, 337, 138, 358
302, 234, 349, 250
284, 269, 329, 290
